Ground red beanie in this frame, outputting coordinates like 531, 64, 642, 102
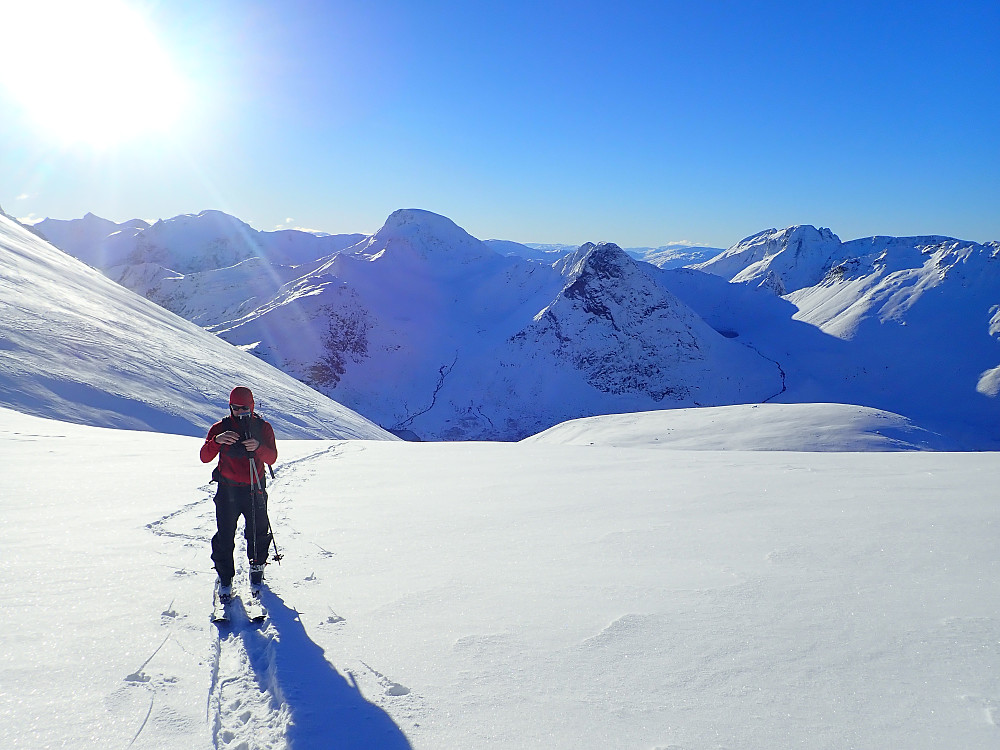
229, 386, 254, 410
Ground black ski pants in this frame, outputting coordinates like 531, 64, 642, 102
211, 482, 271, 585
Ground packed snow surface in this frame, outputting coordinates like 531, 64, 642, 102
3, 405, 998, 749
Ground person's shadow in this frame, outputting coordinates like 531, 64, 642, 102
239, 591, 413, 749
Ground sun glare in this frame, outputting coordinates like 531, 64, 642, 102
0, 0, 186, 147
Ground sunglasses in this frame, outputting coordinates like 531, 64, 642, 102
230, 404, 251, 413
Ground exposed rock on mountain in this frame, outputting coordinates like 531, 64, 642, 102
510, 242, 780, 402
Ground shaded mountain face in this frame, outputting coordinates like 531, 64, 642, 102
509, 243, 780, 403
33, 211, 1000, 447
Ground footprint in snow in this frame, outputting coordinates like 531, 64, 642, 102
360, 660, 410, 697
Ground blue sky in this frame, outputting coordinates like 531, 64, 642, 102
1, 0, 997, 248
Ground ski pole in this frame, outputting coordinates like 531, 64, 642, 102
249, 455, 282, 563
249, 456, 260, 568
267, 517, 282, 563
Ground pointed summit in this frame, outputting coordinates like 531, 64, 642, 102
511, 241, 780, 403
551, 242, 659, 324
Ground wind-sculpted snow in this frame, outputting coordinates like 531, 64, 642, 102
0, 214, 394, 440
4, 409, 1000, 748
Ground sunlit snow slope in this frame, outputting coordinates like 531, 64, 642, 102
524, 402, 956, 451
0, 213, 392, 439
2, 407, 999, 749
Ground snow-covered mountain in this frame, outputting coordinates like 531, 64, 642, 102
34, 210, 365, 272
30, 209, 1000, 447
468, 242, 781, 438
688, 225, 1000, 446
0, 210, 392, 440
693, 225, 846, 294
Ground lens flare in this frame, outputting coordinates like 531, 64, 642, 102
0, 0, 187, 147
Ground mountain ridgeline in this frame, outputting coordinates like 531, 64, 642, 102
31, 209, 1000, 447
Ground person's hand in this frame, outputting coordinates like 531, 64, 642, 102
215, 430, 240, 446
242, 437, 260, 453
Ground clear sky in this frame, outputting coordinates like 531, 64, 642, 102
1, 0, 997, 248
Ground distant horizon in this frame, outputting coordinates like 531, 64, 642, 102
16, 206, 728, 249
17, 205, 1000, 252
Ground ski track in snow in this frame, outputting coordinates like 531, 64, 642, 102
134, 441, 415, 749
209, 608, 290, 750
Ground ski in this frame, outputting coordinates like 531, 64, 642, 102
212, 586, 232, 624
244, 590, 266, 623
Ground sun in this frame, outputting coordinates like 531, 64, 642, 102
0, 0, 186, 148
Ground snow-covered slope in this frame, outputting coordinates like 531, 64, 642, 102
4, 407, 999, 749
525, 402, 956, 451
0, 213, 393, 440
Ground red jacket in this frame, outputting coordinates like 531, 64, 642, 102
200, 414, 278, 486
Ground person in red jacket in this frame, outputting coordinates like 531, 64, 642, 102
200, 386, 278, 600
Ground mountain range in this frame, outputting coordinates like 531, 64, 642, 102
22, 207, 1000, 448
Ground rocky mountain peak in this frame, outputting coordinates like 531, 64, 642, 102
557, 242, 650, 314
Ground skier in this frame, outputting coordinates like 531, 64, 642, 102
200, 386, 278, 602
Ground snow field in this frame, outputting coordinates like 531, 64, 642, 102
2, 407, 999, 748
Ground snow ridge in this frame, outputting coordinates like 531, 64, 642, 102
693, 225, 843, 293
